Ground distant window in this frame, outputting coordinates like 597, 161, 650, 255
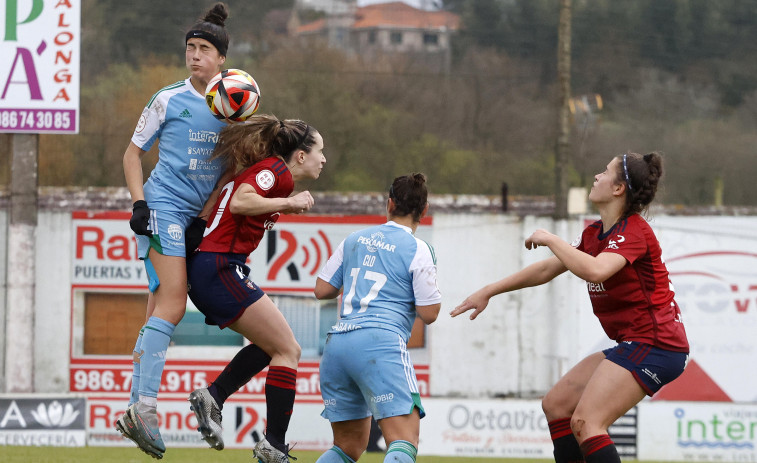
390, 31, 402, 44
423, 33, 439, 45
368, 30, 376, 44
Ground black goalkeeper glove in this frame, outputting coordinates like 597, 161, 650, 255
185, 217, 207, 254
129, 200, 153, 237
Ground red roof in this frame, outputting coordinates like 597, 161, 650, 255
297, 2, 460, 35
298, 17, 327, 34
353, 2, 460, 30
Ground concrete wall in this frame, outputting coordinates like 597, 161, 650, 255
34, 212, 72, 392
2, 207, 757, 403
431, 213, 588, 398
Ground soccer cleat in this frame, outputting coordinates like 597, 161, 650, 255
125, 403, 166, 459
189, 387, 224, 450
253, 437, 296, 463
115, 409, 139, 446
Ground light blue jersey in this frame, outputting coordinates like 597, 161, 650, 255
318, 221, 441, 342
132, 77, 227, 215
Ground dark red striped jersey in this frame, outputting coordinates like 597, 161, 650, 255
576, 214, 689, 352
199, 157, 293, 255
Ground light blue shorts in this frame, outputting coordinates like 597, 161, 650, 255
319, 328, 425, 423
135, 209, 193, 292
135, 209, 194, 259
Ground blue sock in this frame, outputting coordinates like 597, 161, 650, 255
315, 446, 355, 463
129, 327, 145, 406
138, 316, 175, 399
384, 440, 417, 462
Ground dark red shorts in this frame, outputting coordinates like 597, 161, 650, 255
187, 252, 265, 328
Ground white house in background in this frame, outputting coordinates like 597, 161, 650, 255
292, 0, 460, 67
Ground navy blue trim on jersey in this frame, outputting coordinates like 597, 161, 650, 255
597, 217, 629, 241
603, 341, 688, 396
271, 159, 288, 176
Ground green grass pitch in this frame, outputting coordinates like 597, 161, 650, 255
0, 446, 682, 463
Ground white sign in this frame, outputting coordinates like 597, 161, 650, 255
0, 0, 80, 133
0, 397, 86, 447
638, 401, 757, 461
86, 397, 333, 451
248, 215, 433, 292
654, 217, 757, 403
71, 212, 433, 291
71, 212, 144, 287
419, 398, 552, 458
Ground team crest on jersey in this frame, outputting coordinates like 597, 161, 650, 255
135, 114, 147, 133
607, 234, 625, 250
256, 170, 275, 190
167, 224, 182, 240
570, 234, 582, 248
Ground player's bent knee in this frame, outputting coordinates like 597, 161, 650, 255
287, 341, 302, 362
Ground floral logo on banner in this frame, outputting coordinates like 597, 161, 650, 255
31, 400, 80, 428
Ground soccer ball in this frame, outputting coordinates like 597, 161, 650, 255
205, 69, 261, 123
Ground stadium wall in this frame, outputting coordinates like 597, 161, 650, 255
0, 202, 754, 403
1, 190, 757, 459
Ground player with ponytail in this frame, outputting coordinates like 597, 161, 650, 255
452, 152, 689, 463
314, 173, 442, 463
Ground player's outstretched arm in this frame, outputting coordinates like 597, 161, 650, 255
451, 256, 567, 320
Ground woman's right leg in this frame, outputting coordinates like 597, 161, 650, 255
378, 410, 421, 462
127, 293, 155, 406
316, 418, 372, 462
230, 295, 301, 456
542, 352, 605, 463
126, 250, 188, 456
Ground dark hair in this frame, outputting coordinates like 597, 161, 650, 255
185, 3, 229, 57
389, 173, 429, 222
615, 151, 663, 218
212, 114, 318, 173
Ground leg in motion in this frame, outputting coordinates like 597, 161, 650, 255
542, 352, 606, 463
189, 344, 272, 450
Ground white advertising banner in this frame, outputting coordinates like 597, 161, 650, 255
86, 397, 332, 450
418, 398, 552, 459
573, 216, 757, 403
654, 216, 757, 402
71, 212, 432, 291
0, 0, 80, 133
638, 401, 757, 462
0, 397, 86, 447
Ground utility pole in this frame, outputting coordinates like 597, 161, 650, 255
5, 134, 38, 392
555, 0, 572, 219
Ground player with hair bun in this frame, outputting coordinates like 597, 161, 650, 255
117, 3, 232, 459
186, 114, 326, 463
313, 173, 442, 463
452, 152, 689, 463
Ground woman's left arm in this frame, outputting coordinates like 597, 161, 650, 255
527, 229, 626, 283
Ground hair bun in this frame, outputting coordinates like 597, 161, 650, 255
204, 2, 228, 26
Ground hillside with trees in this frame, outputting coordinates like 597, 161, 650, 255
7, 0, 756, 206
